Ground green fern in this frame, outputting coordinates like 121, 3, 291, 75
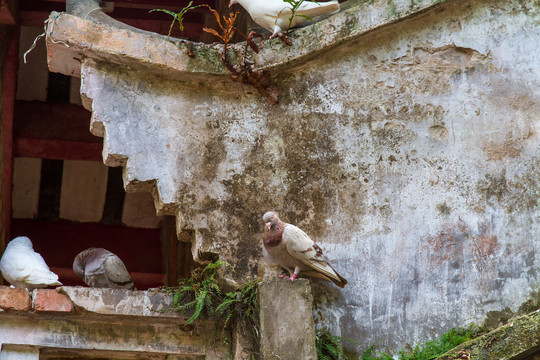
171, 260, 228, 324
316, 329, 349, 360
170, 259, 260, 355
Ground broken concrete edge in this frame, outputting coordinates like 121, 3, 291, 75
434, 309, 540, 360
45, 0, 453, 82
0, 285, 195, 320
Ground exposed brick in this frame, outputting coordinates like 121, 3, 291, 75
0, 285, 32, 311
33, 289, 73, 312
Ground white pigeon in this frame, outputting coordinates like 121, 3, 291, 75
0, 236, 62, 289
229, 0, 340, 38
73, 248, 136, 290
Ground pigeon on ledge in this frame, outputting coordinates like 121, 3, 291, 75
229, 0, 340, 39
0, 236, 62, 290
73, 248, 136, 290
262, 211, 348, 288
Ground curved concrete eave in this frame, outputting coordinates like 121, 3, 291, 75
46, 0, 452, 81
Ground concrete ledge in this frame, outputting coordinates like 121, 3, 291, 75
46, 0, 453, 80
57, 286, 181, 317
0, 286, 230, 358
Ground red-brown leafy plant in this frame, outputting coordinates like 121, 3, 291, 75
202, 5, 280, 104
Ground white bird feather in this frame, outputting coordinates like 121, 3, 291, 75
229, 0, 340, 38
0, 236, 62, 290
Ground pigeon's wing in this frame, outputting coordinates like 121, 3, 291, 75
0, 249, 34, 283
282, 225, 342, 282
104, 255, 134, 289
26, 251, 61, 286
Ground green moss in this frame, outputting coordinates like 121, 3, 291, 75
386, 1, 399, 19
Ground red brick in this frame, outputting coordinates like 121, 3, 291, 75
33, 289, 73, 312
0, 285, 32, 311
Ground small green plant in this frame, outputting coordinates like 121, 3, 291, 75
360, 326, 474, 360
172, 260, 226, 324
362, 346, 394, 360
316, 329, 349, 360
150, 1, 204, 38
171, 259, 261, 354
216, 278, 260, 335
398, 327, 472, 360
281, 0, 320, 32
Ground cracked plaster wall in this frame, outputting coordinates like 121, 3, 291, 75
76, 0, 539, 354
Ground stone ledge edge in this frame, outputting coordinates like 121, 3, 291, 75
45, 0, 453, 80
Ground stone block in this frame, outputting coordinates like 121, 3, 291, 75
33, 289, 73, 312
0, 286, 31, 311
258, 279, 317, 360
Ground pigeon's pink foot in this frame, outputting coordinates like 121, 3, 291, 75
279, 274, 297, 281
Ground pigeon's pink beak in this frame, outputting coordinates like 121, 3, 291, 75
228, 0, 233, 7
265, 222, 271, 231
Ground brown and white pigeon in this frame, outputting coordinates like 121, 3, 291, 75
262, 211, 348, 288
0, 236, 62, 290
229, 0, 340, 39
73, 248, 136, 290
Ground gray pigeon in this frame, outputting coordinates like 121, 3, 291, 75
229, 0, 340, 38
0, 236, 62, 289
73, 248, 136, 290
262, 211, 347, 288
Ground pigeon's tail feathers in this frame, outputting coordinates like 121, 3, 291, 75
26, 271, 62, 287
301, 268, 347, 288
330, 268, 348, 288
297, 0, 340, 19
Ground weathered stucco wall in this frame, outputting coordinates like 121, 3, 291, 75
47, 0, 539, 355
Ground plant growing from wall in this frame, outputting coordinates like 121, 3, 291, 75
282, 0, 319, 32
362, 346, 393, 360
361, 326, 475, 360
316, 329, 349, 360
171, 260, 260, 353
149, 1, 204, 57
150, 1, 204, 38
203, 5, 281, 104
398, 327, 473, 360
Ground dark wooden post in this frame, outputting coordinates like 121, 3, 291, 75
0, 26, 18, 282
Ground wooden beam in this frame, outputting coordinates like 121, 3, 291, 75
14, 138, 103, 161
0, 0, 18, 25
14, 101, 97, 142
1, 28, 18, 270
